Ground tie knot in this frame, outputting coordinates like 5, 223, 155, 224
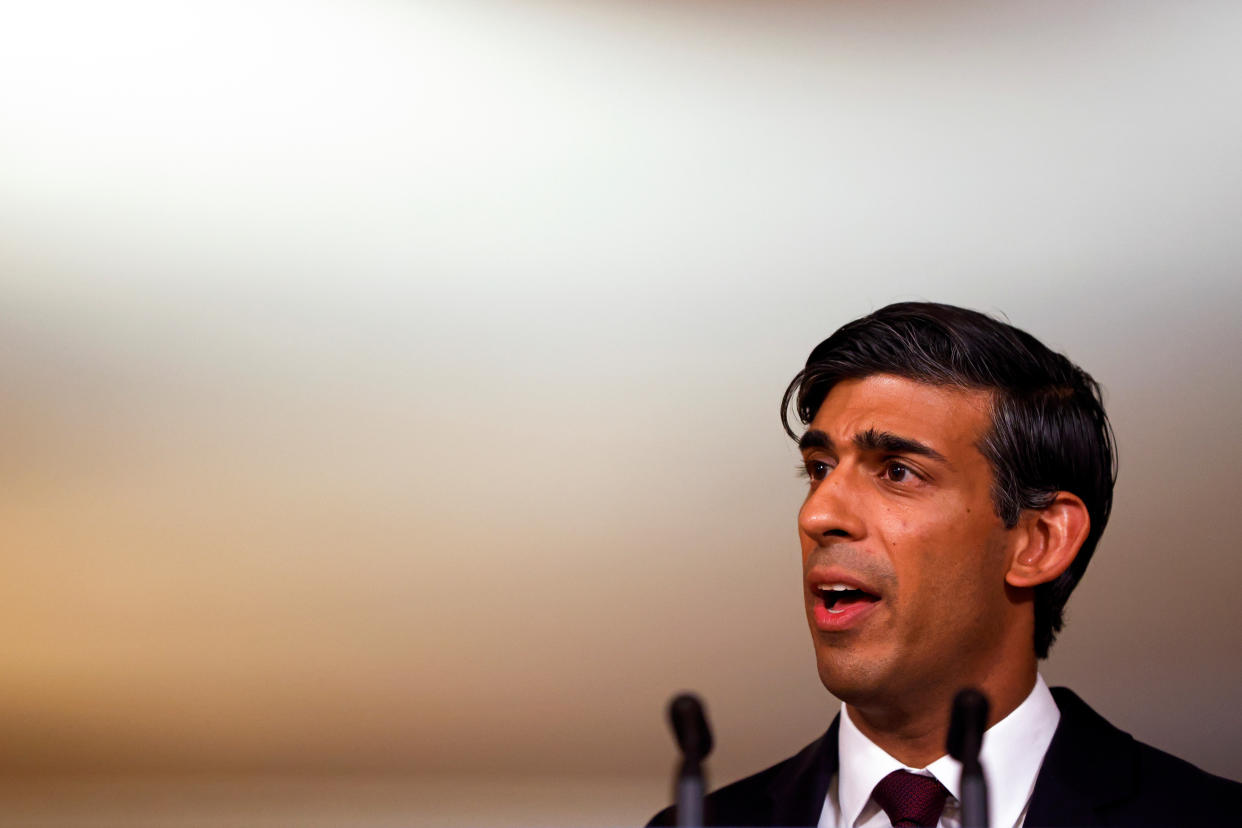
871, 769, 949, 828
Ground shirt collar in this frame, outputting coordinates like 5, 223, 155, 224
836, 674, 1061, 828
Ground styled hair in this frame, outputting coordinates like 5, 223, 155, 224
781, 302, 1116, 658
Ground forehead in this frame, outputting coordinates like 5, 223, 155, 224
808, 374, 994, 454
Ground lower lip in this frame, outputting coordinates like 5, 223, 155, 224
811, 597, 880, 631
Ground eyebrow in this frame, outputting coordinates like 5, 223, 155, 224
798, 427, 948, 463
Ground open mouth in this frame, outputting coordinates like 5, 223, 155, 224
816, 583, 881, 614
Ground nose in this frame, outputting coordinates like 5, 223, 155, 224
798, 465, 866, 544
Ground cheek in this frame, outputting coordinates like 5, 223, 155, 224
890, 520, 972, 594
922, 529, 1012, 612
879, 510, 924, 559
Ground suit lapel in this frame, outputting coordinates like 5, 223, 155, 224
1024, 687, 1138, 828
766, 715, 840, 826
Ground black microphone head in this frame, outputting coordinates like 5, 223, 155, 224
946, 687, 990, 763
668, 692, 714, 761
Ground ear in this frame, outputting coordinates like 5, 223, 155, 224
1005, 492, 1091, 588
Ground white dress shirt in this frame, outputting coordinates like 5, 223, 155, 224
817, 674, 1061, 828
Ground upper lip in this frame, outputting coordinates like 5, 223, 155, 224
805, 567, 883, 600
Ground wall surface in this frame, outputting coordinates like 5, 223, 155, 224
2, 1, 1240, 824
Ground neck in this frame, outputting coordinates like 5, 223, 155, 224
845, 662, 1037, 768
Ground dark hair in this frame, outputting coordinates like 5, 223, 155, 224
781, 302, 1116, 658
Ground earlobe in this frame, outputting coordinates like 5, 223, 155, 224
1005, 493, 1091, 588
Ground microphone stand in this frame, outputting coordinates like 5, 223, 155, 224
667, 693, 713, 828
947, 688, 990, 828
675, 754, 705, 828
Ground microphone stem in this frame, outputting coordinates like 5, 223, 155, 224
959, 760, 988, 828
675, 758, 705, 828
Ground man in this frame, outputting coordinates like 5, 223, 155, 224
651, 303, 1239, 827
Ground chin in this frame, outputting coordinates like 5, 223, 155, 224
814, 647, 887, 704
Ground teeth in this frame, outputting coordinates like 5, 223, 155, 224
819, 582, 868, 614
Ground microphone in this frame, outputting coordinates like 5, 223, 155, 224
670, 693, 714, 762
947, 688, 990, 828
667, 693, 713, 827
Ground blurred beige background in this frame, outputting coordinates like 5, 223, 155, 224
1, 0, 1240, 825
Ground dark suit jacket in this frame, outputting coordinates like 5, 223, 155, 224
649, 687, 1240, 827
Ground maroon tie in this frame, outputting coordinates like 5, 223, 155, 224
871, 769, 950, 827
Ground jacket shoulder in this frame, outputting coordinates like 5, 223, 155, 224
1119, 735, 1242, 824
1030, 687, 1242, 827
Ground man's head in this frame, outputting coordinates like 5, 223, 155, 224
782, 302, 1115, 704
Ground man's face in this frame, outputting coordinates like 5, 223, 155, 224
798, 374, 1023, 708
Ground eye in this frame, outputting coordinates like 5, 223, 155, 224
799, 458, 833, 483
881, 460, 918, 483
